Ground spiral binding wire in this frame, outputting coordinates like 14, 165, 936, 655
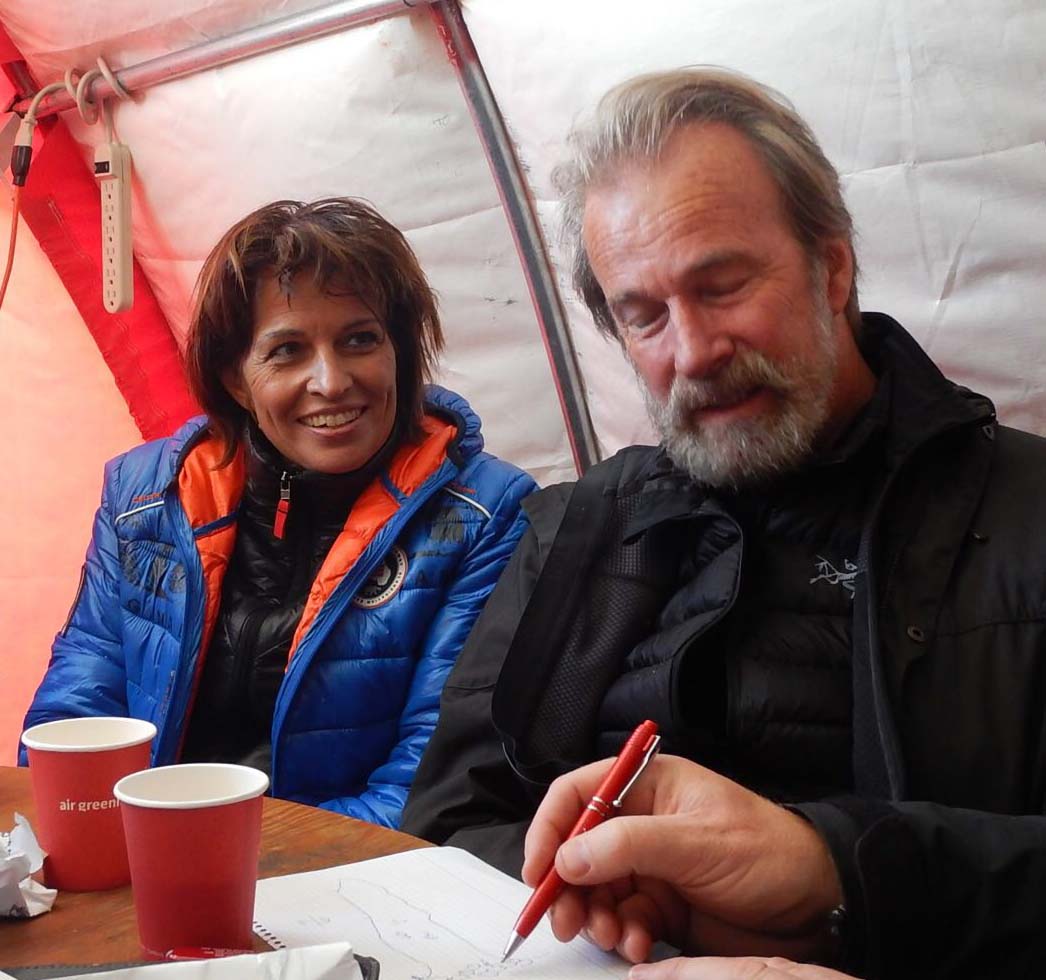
253, 918, 287, 949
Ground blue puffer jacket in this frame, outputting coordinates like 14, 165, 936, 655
23, 386, 536, 828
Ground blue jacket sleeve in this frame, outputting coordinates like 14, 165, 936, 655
19, 458, 129, 764
319, 467, 537, 827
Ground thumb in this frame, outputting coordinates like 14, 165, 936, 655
631, 958, 858, 980
555, 815, 685, 886
628, 957, 709, 979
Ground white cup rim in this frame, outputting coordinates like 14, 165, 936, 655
114, 763, 270, 810
21, 717, 157, 753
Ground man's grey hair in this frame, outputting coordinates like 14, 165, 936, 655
553, 67, 861, 339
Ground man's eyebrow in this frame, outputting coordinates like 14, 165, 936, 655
607, 251, 753, 310
607, 289, 651, 312
681, 249, 753, 277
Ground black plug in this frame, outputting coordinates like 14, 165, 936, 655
11, 143, 31, 186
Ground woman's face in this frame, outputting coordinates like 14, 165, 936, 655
225, 274, 398, 474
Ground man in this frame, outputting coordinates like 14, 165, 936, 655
402, 69, 1046, 979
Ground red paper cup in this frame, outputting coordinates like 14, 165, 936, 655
21, 716, 156, 891
114, 763, 269, 959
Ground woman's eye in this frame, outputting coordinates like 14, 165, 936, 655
266, 341, 299, 360
343, 329, 382, 350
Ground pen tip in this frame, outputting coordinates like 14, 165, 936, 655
502, 932, 523, 962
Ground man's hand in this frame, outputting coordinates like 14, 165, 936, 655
629, 956, 859, 980
521, 755, 843, 963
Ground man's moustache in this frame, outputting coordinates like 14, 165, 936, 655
667, 362, 792, 418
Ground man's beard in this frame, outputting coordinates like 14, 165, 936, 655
640, 293, 839, 490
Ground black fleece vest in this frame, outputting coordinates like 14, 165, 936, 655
677, 475, 870, 801
601, 383, 891, 802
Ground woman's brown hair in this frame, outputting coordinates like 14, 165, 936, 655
184, 198, 444, 465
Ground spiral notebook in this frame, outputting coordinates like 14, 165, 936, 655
253, 846, 630, 978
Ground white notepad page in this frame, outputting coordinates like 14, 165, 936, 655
253, 846, 631, 979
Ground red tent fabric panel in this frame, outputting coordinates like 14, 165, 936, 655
20, 122, 199, 440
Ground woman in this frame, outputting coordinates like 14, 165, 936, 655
23, 198, 536, 828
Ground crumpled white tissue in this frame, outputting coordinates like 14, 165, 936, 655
0, 812, 57, 918
0, 943, 363, 980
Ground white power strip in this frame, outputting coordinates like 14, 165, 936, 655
94, 141, 133, 313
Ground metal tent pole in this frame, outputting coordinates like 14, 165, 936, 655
430, 1, 601, 475
13, 0, 437, 118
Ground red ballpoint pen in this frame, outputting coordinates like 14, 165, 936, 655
501, 719, 662, 961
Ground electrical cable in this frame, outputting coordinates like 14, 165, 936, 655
0, 186, 21, 311
13, 58, 131, 184
0, 80, 69, 313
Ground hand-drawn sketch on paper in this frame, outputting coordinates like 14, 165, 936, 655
254, 847, 630, 979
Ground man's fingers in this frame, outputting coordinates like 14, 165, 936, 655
611, 890, 665, 963
546, 885, 589, 942
583, 884, 625, 951
629, 957, 758, 980
628, 957, 860, 980
555, 813, 690, 888
524, 755, 717, 887
522, 758, 616, 885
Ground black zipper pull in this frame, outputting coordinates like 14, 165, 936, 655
273, 471, 292, 540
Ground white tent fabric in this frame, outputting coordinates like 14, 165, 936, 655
466, 0, 1046, 436
2, 0, 1045, 759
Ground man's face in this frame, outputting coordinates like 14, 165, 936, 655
582, 123, 854, 488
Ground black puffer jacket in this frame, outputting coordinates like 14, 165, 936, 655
403, 314, 1046, 980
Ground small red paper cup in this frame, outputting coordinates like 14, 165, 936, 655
20, 716, 156, 891
114, 763, 269, 959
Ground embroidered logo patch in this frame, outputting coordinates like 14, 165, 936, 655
352, 546, 409, 609
810, 555, 859, 597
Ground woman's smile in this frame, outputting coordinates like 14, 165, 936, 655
298, 407, 366, 430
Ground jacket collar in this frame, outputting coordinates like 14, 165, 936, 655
859, 312, 994, 463
242, 417, 397, 523
422, 383, 484, 466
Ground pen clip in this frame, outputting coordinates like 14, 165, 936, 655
612, 733, 661, 807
